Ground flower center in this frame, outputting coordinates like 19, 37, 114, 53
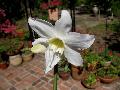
49, 38, 64, 48
48, 38, 64, 54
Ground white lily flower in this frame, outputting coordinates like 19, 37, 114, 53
28, 10, 95, 73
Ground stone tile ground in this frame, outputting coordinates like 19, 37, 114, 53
0, 54, 120, 90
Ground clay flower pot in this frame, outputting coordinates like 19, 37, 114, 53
0, 62, 9, 69
58, 72, 70, 80
99, 76, 117, 83
71, 65, 83, 80
9, 54, 22, 66
22, 53, 33, 62
81, 78, 100, 89
48, 8, 59, 21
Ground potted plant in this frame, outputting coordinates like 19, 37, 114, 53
21, 48, 33, 62
84, 53, 100, 71
7, 38, 24, 56
111, 55, 120, 67
6, 38, 23, 66
97, 65, 118, 83
58, 55, 71, 80
0, 45, 9, 69
81, 73, 100, 89
99, 48, 114, 67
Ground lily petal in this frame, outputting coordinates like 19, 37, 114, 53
28, 17, 55, 38
32, 38, 48, 45
55, 10, 72, 33
64, 45, 83, 66
65, 32, 95, 50
45, 46, 61, 73
31, 44, 46, 53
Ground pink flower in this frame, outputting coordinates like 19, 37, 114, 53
0, 19, 16, 34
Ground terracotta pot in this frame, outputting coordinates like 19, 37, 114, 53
71, 65, 83, 80
22, 53, 33, 62
0, 63, 9, 69
81, 78, 100, 89
9, 54, 22, 66
48, 8, 59, 21
28, 41, 32, 48
59, 72, 70, 80
99, 76, 117, 83
16, 31, 24, 38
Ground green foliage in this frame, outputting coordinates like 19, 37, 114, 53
84, 53, 100, 64
58, 63, 70, 73
0, 39, 10, 53
97, 65, 118, 77
8, 38, 21, 52
23, 31, 30, 41
100, 48, 113, 61
108, 19, 120, 32
75, 0, 86, 6
21, 48, 32, 55
84, 73, 97, 86
111, 55, 120, 67
111, 0, 120, 17
58, 55, 70, 73
0, 38, 22, 55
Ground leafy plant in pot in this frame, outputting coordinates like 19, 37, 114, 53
58, 55, 71, 80
97, 65, 119, 83
84, 53, 100, 71
7, 38, 24, 56
6, 38, 23, 66
0, 45, 9, 69
81, 73, 100, 89
99, 48, 114, 67
21, 48, 33, 62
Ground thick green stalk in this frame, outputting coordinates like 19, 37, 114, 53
53, 73, 58, 90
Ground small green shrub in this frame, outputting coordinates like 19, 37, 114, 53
84, 73, 97, 86
97, 65, 118, 77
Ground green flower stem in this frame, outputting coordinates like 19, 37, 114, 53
53, 73, 58, 90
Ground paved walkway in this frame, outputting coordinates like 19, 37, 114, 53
0, 54, 120, 90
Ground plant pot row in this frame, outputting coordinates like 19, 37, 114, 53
0, 53, 33, 70
9, 53, 33, 66
58, 64, 119, 89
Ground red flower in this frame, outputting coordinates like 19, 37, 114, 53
40, 2, 48, 10
40, 0, 62, 10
